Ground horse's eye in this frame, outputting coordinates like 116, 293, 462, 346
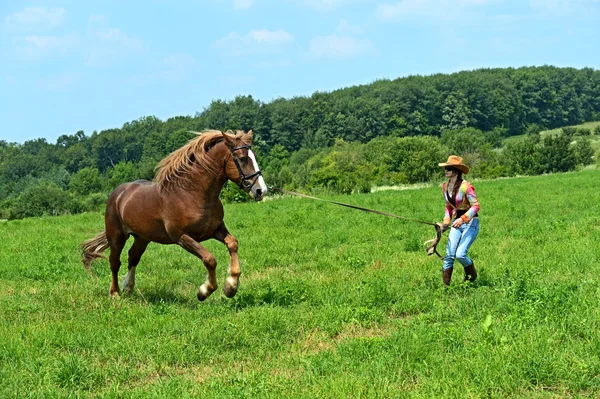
240, 157, 249, 163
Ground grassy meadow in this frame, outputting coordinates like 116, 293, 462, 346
1, 170, 600, 398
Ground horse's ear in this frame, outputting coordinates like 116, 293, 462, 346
222, 130, 236, 148
245, 130, 253, 143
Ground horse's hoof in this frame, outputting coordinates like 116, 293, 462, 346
223, 277, 238, 298
197, 285, 215, 301
109, 291, 120, 298
197, 292, 207, 301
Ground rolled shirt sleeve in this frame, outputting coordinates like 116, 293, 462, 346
459, 183, 480, 223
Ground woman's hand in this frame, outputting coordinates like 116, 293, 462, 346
452, 218, 464, 228
436, 222, 449, 232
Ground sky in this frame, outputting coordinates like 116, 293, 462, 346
1, 0, 599, 144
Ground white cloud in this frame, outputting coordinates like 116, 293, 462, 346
336, 20, 364, 35
87, 27, 143, 67
22, 34, 77, 57
4, 7, 66, 31
248, 29, 294, 44
127, 53, 201, 85
529, 0, 570, 12
88, 14, 107, 25
309, 35, 372, 59
95, 28, 141, 49
233, 0, 255, 9
214, 29, 294, 56
376, 0, 489, 22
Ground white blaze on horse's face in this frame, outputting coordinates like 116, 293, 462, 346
248, 149, 267, 201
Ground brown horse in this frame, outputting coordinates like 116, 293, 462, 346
80, 129, 267, 301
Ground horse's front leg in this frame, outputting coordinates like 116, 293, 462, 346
176, 234, 218, 301
215, 223, 240, 298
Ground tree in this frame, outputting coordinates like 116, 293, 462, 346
441, 127, 488, 155
14, 181, 70, 218
70, 167, 104, 195
441, 91, 473, 132
538, 132, 576, 173
572, 137, 594, 166
502, 136, 541, 175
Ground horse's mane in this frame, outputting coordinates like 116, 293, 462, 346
154, 129, 246, 189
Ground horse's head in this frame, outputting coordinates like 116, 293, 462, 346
222, 130, 268, 201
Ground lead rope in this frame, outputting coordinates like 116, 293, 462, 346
268, 187, 445, 259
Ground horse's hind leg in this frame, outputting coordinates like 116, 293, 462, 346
215, 223, 240, 298
122, 236, 149, 295
176, 234, 218, 301
105, 206, 128, 297
107, 231, 127, 297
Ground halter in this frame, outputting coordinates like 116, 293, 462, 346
224, 144, 262, 190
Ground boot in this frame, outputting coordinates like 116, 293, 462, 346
442, 268, 453, 286
463, 263, 477, 282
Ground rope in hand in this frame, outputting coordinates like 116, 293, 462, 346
268, 187, 446, 259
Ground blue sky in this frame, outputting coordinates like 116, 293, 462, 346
1, 0, 599, 144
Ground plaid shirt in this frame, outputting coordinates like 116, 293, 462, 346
442, 180, 480, 225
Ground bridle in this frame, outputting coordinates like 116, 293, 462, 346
223, 144, 262, 190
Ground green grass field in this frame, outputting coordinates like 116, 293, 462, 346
1, 170, 600, 398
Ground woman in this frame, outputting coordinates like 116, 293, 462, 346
437, 155, 480, 285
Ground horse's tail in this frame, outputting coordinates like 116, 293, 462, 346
80, 231, 109, 273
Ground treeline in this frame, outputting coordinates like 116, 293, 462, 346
1, 66, 599, 219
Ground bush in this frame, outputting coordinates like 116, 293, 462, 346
220, 181, 249, 203
70, 167, 104, 196
593, 125, 600, 135
562, 127, 577, 137
13, 181, 71, 218
485, 126, 507, 148
525, 123, 544, 137
109, 162, 138, 188
464, 148, 508, 179
539, 133, 576, 173
502, 136, 541, 176
441, 127, 487, 155
576, 128, 591, 136
364, 136, 446, 184
572, 138, 594, 166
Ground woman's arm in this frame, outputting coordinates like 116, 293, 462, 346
442, 184, 453, 226
459, 182, 480, 223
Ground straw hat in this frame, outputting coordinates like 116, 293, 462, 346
439, 155, 469, 174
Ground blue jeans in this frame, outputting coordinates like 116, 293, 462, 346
442, 217, 480, 271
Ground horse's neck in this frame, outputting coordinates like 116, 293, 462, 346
183, 144, 228, 201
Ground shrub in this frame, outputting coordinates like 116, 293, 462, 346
14, 180, 71, 218
525, 123, 544, 137
441, 127, 487, 155
562, 127, 577, 137
70, 167, 104, 196
502, 136, 541, 175
108, 162, 138, 188
576, 128, 591, 136
539, 133, 576, 173
364, 136, 446, 184
572, 138, 594, 166
220, 181, 249, 203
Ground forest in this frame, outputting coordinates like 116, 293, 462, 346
1, 65, 599, 219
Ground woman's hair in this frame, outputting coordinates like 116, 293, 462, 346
451, 169, 463, 198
